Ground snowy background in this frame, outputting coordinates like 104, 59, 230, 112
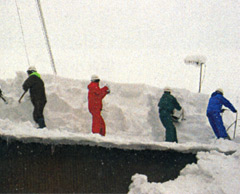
0, 73, 240, 194
1, 0, 240, 193
0, 0, 240, 96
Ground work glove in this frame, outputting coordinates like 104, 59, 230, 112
221, 109, 227, 113
105, 84, 110, 94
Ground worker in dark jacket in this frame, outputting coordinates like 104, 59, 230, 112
88, 75, 110, 136
158, 87, 182, 143
22, 66, 47, 128
207, 88, 237, 139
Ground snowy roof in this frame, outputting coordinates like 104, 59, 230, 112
0, 73, 240, 194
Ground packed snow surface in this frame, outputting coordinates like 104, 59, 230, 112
0, 73, 240, 194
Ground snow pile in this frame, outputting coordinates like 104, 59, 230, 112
0, 72, 219, 143
0, 73, 240, 194
129, 143, 240, 194
0, 72, 239, 148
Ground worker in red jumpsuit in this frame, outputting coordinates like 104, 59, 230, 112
88, 75, 110, 136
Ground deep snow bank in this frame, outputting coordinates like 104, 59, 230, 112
0, 72, 239, 148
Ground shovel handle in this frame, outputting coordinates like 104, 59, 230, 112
233, 112, 238, 139
0, 96, 8, 104
18, 91, 27, 103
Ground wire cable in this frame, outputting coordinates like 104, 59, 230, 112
14, 0, 31, 66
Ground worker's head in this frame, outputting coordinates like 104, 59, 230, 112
91, 75, 100, 82
164, 86, 172, 93
216, 88, 224, 95
27, 66, 37, 75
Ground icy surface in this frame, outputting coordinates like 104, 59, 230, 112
0, 73, 240, 194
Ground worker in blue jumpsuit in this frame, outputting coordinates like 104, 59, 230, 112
206, 88, 237, 139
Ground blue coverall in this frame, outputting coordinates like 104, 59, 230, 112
206, 91, 237, 139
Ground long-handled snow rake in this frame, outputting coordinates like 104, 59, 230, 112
226, 112, 238, 139
233, 112, 238, 139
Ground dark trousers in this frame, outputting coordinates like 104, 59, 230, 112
160, 111, 178, 143
32, 100, 46, 127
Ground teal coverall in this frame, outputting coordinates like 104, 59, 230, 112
158, 91, 182, 143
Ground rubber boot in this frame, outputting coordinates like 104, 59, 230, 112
38, 118, 46, 128
223, 134, 231, 140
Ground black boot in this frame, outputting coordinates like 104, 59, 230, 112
38, 118, 46, 128
224, 135, 231, 140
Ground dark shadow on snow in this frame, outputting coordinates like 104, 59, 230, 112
0, 137, 197, 193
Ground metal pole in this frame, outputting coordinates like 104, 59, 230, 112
198, 63, 203, 93
233, 112, 238, 139
35, 0, 57, 75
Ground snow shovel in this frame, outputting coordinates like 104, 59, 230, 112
172, 108, 185, 122
18, 91, 27, 103
0, 95, 8, 104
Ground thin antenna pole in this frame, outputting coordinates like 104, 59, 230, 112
14, 0, 31, 66
198, 63, 203, 93
35, 0, 57, 75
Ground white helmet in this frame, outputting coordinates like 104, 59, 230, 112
91, 75, 100, 82
27, 66, 37, 72
216, 88, 224, 95
164, 86, 172, 93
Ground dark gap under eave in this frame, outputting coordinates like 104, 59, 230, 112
0, 137, 197, 193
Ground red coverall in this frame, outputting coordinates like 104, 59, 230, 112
88, 81, 109, 136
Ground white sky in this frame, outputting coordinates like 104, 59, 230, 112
0, 0, 240, 96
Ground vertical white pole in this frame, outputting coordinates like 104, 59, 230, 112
198, 63, 203, 93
